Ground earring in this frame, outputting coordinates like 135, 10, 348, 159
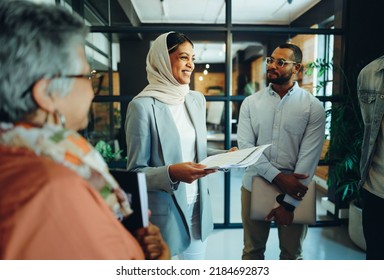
54, 110, 66, 128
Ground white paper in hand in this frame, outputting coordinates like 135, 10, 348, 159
199, 144, 271, 170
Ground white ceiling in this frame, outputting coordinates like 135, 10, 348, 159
130, 0, 320, 25
128, 0, 321, 63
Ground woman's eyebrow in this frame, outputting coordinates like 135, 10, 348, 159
178, 51, 192, 56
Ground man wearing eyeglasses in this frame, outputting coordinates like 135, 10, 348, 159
237, 43, 326, 260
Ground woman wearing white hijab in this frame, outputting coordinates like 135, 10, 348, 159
125, 32, 235, 259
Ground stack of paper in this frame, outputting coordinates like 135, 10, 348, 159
199, 144, 271, 170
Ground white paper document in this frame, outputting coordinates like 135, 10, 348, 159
199, 144, 271, 170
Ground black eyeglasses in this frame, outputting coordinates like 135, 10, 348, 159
21, 70, 104, 97
54, 70, 104, 95
266, 57, 297, 68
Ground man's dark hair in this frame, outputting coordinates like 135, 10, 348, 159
278, 43, 303, 63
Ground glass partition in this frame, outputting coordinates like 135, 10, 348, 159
87, 101, 123, 153
65, 0, 346, 227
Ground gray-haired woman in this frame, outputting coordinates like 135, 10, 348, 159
0, 0, 168, 260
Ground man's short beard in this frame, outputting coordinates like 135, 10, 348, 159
267, 75, 291, 85
267, 69, 293, 85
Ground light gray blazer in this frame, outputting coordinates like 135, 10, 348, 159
125, 91, 222, 256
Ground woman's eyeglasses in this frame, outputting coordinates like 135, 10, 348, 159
54, 70, 104, 95
266, 57, 297, 68
21, 70, 104, 97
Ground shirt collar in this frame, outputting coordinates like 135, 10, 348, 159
267, 81, 299, 96
375, 55, 384, 73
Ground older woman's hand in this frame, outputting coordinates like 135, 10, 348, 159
134, 222, 170, 260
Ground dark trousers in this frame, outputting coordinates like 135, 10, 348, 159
362, 188, 384, 260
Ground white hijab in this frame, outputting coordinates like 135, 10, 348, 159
133, 32, 190, 105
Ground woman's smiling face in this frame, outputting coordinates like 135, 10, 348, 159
169, 41, 195, 85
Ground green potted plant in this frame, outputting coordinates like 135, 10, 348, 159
305, 59, 365, 250
95, 140, 123, 162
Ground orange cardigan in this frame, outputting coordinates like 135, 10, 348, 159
0, 145, 144, 260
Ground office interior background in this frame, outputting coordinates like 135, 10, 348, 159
28, 0, 384, 258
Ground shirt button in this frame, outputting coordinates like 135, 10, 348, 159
381, 95, 384, 99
